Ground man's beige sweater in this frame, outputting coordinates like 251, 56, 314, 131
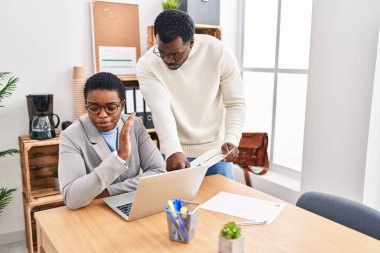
137, 34, 245, 158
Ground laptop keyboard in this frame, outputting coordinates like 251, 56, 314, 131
116, 203, 133, 216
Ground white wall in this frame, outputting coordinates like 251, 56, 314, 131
0, 0, 238, 242
363, 29, 380, 210
302, 0, 380, 202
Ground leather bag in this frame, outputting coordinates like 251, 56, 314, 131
234, 133, 270, 187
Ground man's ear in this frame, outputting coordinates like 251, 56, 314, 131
190, 39, 195, 48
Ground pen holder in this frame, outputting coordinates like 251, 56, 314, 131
166, 202, 200, 243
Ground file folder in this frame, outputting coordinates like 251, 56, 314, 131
124, 87, 154, 129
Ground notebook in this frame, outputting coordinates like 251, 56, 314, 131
103, 165, 209, 221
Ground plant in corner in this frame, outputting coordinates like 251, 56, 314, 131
219, 221, 244, 253
162, 0, 181, 10
0, 72, 19, 216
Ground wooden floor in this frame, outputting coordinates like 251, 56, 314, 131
0, 241, 28, 253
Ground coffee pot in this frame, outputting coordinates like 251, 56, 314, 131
26, 94, 60, 140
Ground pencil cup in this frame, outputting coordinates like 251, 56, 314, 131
166, 202, 199, 243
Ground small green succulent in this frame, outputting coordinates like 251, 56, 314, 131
220, 221, 241, 240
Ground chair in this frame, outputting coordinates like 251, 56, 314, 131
296, 191, 380, 240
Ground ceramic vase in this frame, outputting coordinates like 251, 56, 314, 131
218, 235, 244, 253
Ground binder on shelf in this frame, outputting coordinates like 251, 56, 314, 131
124, 87, 154, 129
144, 101, 154, 129
125, 87, 135, 113
135, 90, 144, 114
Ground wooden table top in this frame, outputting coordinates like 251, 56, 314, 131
35, 175, 380, 253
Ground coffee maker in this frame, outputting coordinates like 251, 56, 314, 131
26, 94, 60, 140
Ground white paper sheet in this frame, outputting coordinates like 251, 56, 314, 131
99, 46, 136, 75
189, 149, 233, 168
200, 192, 285, 224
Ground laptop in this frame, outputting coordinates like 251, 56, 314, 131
103, 165, 208, 221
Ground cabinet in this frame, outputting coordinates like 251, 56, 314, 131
19, 135, 64, 253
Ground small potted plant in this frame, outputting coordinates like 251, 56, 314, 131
219, 221, 244, 253
162, 0, 181, 10
53, 164, 59, 191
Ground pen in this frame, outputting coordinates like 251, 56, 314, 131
165, 205, 185, 241
174, 198, 187, 230
167, 200, 189, 241
166, 208, 188, 241
180, 206, 188, 219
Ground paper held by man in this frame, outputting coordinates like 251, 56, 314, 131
190, 148, 234, 168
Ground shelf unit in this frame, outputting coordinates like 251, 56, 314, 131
146, 24, 222, 49
19, 135, 64, 253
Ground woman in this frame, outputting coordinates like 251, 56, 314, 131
59, 72, 166, 209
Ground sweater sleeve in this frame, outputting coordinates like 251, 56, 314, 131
220, 46, 246, 146
137, 58, 184, 158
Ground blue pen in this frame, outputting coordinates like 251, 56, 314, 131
173, 199, 185, 223
166, 202, 189, 241
165, 205, 185, 241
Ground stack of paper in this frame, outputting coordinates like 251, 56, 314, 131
200, 192, 285, 224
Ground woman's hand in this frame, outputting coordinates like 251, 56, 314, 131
118, 113, 136, 160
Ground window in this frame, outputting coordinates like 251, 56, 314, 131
241, 0, 313, 172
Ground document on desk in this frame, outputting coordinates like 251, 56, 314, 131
200, 192, 285, 224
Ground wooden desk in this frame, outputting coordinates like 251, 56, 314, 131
35, 175, 380, 253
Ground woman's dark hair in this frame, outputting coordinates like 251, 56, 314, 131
84, 72, 125, 101
154, 9, 195, 44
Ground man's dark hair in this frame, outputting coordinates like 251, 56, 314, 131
84, 72, 125, 101
154, 9, 195, 44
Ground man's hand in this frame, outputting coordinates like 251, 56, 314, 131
221, 142, 239, 162
118, 113, 136, 160
96, 188, 110, 199
166, 152, 190, 171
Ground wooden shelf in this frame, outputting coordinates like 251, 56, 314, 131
19, 135, 60, 204
119, 75, 139, 88
19, 134, 64, 253
147, 24, 222, 49
24, 199, 64, 253
28, 193, 63, 208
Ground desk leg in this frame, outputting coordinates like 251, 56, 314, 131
36, 220, 46, 253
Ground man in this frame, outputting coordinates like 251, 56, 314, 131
137, 10, 245, 179
59, 72, 166, 209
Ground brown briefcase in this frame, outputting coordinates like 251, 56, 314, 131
234, 133, 270, 187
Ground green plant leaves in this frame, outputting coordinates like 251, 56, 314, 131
162, 0, 181, 10
0, 72, 18, 107
220, 221, 241, 240
0, 149, 19, 158
0, 188, 17, 216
